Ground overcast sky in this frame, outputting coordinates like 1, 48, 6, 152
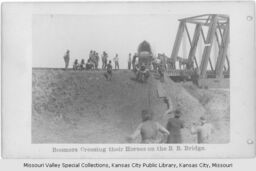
33, 14, 185, 69
32, 14, 216, 69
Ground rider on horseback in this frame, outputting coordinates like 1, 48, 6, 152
136, 63, 150, 83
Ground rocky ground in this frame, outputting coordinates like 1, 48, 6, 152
32, 69, 229, 143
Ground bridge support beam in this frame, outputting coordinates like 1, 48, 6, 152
215, 22, 229, 78
188, 23, 202, 68
199, 15, 218, 78
171, 21, 185, 60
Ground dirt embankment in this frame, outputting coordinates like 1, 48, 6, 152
182, 83, 230, 143
32, 69, 152, 143
32, 69, 229, 143
151, 74, 229, 143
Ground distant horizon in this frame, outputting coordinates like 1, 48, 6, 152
32, 14, 220, 70
32, 14, 193, 69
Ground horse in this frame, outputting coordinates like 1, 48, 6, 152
176, 56, 194, 70
167, 58, 176, 70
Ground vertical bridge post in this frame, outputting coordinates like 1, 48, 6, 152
199, 15, 218, 78
215, 21, 229, 78
188, 23, 202, 69
171, 21, 185, 61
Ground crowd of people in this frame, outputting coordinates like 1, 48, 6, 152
63, 50, 182, 84
63, 50, 212, 144
63, 50, 191, 72
127, 108, 214, 144
63, 49, 198, 85
63, 50, 150, 82
63, 50, 120, 71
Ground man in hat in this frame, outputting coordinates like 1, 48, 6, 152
63, 50, 70, 69
166, 109, 185, 144
127, 110, 169, 143
190, 116, 214, 144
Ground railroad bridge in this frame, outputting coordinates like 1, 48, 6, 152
169, 14, 230, 85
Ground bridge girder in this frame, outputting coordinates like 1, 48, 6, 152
171, 14, 230, 78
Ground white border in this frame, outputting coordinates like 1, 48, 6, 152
1, 1, 255, 159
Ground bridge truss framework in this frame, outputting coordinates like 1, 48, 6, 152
170, 14, 230, 79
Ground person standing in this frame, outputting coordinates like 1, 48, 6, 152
190, 116, 214, 144
135, 55, 139, 67
127, 110, 169, 143
102, 51, 109, 69
166, 109, 185, 144
128, 53, 132, 70
89, 50, 93, 61
63, 50, 70, 70
104, 60, 113, 81
95, 52, 99, 69
132, 53, 137, 70
158, 64, 165, 82
114, 54, 119, 70
101, 52, 105, 69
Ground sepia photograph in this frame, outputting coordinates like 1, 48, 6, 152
32, 13, 230, 144
2, 1, 255, 159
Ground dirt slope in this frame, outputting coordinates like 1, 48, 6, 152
32, 69, 229, 144
32, 69, 154, 143
182, 83, 230, 143
156, 75, 230, 143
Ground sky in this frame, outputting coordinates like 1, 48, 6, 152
32, 14, 219, 69
32, 14, 183, 69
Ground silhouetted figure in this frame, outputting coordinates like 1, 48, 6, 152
73, 59, 79, 70
128, 53, 132, 70
114, 54, 119, 70
80, 59, 85, 70
95, 52, 99, 69
132, 53, 138, 70
136, 63, 150, 83
166, 110, 185, 144
104, 60, 113, 80
86, 59, 94, 70
158, 64, 165, 82
63, 50, 70, 70
102, 51, 108, 69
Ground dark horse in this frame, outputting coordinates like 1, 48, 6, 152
176, 56, 194, 70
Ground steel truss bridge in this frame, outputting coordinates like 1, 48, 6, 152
169, 14, 230, 79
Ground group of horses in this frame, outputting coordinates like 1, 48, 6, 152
153, 53, 194, 71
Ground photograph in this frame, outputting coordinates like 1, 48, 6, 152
32, 13, 230, 144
